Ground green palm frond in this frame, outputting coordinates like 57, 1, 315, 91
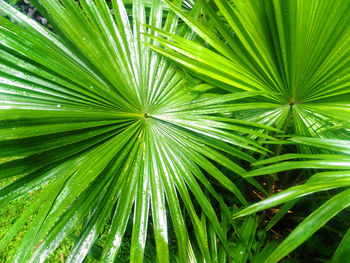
0, 0, 278, 262
233, 136, 350, 263
330, 228, 350, 263
147, 0, 350, 137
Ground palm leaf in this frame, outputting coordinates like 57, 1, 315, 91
233, 136, 350, 262
148, 0, 350, 137
0, 0, 274, 261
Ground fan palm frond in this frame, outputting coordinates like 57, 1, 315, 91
0, 0, 276, 262
147, 0, 350, 137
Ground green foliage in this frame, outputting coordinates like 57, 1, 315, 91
149, 0, 350, 137
233, 137, 350, 263
0, 0, 349, 262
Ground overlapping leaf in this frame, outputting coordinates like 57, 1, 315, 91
148, 0, 350, 138
234, 136, 350, 263
0, 0, 275, 262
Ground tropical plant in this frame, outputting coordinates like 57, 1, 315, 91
0, 0, 275, 262
0, 0, 349, 262
234, 136, 350, 263
149, 0, 350, 138
148, 1, 350, 259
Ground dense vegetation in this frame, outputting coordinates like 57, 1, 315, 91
0, 0, 349, 262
